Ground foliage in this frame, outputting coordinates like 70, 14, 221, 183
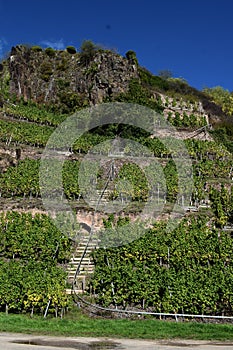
31, 46, 43, 52
62, 160, 81, 199
85, 62, 99, 75
138, 67, 169, 91
116, 78, 163, 112
142, 137, 168, 157
167, 111, 207, 128
163, 159, 178, 202
0, 159, 40, 198
58, 91, 83, 113
209, 185, 232, 227
185, 138, 232, 201
1, 130, 231, 207
66, 46, 76, 54
79, 40, 98, 65
40, 61, 53, 81
56, 56, 69, 71
2, 40, 233, 321
203, 86, 233, 116
211, 123, 233, 154
44, 47, 56, 58
185, 139, 231, 160
0, 159, 81, 200
72, 132, 111, 154
0, 62, 11, 100
0, 118, 53, 147
90, 217, 233, 315
3, 102, 67, 126
167, 78, 195, 96
0, 211, 72, 315
113, 162, 149, 202
125, 50, 138, 65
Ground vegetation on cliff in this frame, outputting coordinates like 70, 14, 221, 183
0, 41, 233, 317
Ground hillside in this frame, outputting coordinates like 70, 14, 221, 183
0, 43, 233, 318
1, 44, 138, 110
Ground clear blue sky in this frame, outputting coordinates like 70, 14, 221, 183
0, 0, 233, 92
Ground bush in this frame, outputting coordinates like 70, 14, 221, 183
80, 40, 97, 65
138, 67, 169, 91
125, 50, 138, 65
45, 47, 56, 57
31, 45, 43, 52
66, 46, 76, 54
56, 57, 68, 71
40, 62, 53, 81
116, 78, 163, 112
59, 91, 83, 113
56, 79, 70, 89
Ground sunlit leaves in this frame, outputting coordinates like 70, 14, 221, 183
90, 217, 233, 315
0, 212, 72, 315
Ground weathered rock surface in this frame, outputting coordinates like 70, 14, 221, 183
8, 45, 138, 108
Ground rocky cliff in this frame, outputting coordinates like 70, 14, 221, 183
7, 45, 138, 110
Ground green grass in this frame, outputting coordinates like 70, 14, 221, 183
0, 312, 233, 340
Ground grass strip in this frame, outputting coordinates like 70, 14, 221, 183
0, 312, 233, 340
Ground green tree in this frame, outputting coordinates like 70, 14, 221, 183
80, 40, 98, 65
44, 47, 56, 57
66, 46, 76, 54
125, 50, 138, 66
203, 86, 233, 116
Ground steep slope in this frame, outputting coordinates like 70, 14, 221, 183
0, 43, 233, 316
4, 45, 138, 110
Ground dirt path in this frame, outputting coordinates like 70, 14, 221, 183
1, 333, 233, 350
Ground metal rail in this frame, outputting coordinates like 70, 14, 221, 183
186, 124, 210, 139
73, 292, 233, 320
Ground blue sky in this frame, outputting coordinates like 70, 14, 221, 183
0, 0, 233, 91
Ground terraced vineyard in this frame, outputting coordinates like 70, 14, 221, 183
0, 46, 233, 318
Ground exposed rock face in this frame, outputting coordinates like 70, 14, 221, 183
8, 45, 138, 108
0, 147, 20, 173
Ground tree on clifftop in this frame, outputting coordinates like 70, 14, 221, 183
80, 40, 98, 66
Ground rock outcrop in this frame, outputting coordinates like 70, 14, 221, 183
8, 45, 139, 109
0, 146, 20, 172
